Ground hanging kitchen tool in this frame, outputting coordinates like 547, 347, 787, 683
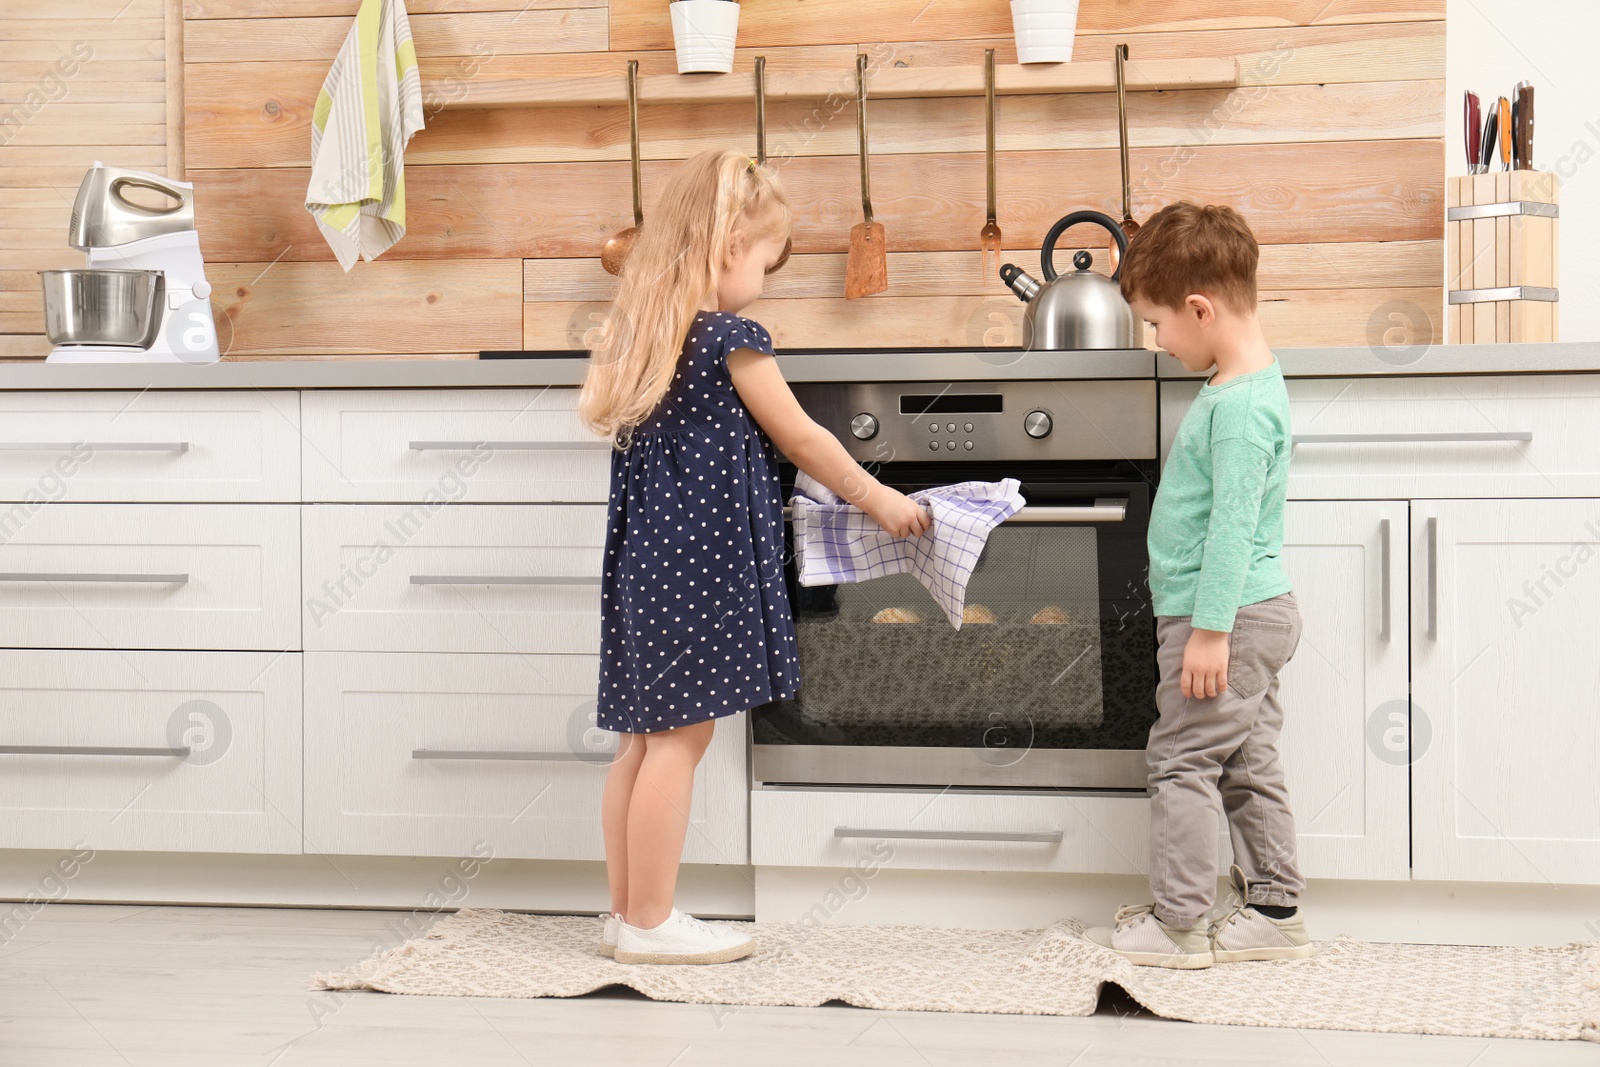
978, 48, 1002, 283
601, 60, 643, 276
845, 52, 887, 299
1110, 43, 1138, 270
754, 56, 793, 275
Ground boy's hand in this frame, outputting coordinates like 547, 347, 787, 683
1181, 628, 1230, 699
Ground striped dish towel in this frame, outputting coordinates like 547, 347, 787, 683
790, 472, 1025, 629
305, 0, 425, 271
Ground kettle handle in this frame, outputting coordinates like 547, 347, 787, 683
1041, 210, 1128, 282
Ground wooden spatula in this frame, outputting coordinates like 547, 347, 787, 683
845, 52, 887, 299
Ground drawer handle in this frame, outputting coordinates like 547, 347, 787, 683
833, 826, 1064, 843
782, 503, 1126, 524
0, 442, 189, 452
412, 748, 612, 763
409, 575, 602, 586
408, 440, 610, 451
1291, 432, 1532, 445
0, 572, 189, 584
0, 744, 190, 757
1378, 517, 1392, 642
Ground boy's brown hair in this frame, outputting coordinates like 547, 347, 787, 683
1118, 201, 1259, 314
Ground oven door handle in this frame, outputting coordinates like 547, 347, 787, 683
782, 501, 1127, 524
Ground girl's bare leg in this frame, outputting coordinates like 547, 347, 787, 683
625, 720, 716, 929
601, 731, 647, 918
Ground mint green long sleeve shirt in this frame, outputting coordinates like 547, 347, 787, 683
1148, 359, 1293, 632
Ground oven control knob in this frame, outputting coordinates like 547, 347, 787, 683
850, 413, 879, 440
1024, 410, 1053, 439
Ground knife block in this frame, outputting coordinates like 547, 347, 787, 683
1448, 172, 1559, 343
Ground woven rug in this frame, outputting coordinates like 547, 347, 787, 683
311, 909, 1600, 1041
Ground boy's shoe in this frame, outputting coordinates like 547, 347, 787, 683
613, 908, 754, 965
598, 912, 620, 958
1209, 864, 1317, 963
1085, 904, 1214, 969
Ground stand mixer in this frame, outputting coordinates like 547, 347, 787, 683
40, 163, 219, 364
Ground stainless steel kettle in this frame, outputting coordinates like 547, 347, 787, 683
1000, 210, 1139, 350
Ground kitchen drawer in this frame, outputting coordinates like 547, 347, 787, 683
301, 504, 604, 653
303, 652, 747, 862
0, 649, 301, 854
751, 788, 1218, 876
301, 389, 610, 503
0, 504, 300, 651
0, 390, 299, 502
1161, 374, 1600, 498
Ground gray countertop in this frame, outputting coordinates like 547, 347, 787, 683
4, 342, 1598, 390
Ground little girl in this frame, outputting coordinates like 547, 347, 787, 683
578, 149, 929, 965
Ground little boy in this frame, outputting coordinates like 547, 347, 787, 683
1086, 202, 1313, 969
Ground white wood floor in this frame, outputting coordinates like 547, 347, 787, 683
0, 903, 1594, 1066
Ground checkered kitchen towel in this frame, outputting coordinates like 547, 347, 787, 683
790, 472, 1025, 629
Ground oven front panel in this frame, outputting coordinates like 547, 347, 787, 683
752, 466, 1157, 790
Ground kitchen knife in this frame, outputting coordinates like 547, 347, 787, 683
1498, 96, 1512, 170
1479, 109, 1497, 174
1464, 91, 1481, 172
1516, 83, 1534, 169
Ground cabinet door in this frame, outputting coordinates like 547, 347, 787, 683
303, 653, 748, 863
1278, 501, 1411, 879
1412, 499, 1600, 884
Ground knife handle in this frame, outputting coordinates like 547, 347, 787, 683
1465, 91, 1481, 172
1516, 85, 1534, 170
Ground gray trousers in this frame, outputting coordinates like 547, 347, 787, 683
1146, 592, 1305, 929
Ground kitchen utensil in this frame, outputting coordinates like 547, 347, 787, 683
41, 269, 163, 348
1515, 82, 1534, 169
1111, 43, 1138, 270
1498, 96, 1512, 171
41, 162, 218, 364
978, 49, 1002, 284
753, 56, 792, 275
1464, 91, 1481, 173
1478, 107, 1497, 175
845, 52, 887, 300
601, 60, 643, 277
998, 209, 1138, 350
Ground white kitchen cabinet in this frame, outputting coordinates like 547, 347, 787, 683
1161, 375, 1600, 499
0, 390, 300, 502
300, 389, 610, 503
303, 652, 748, 863
0, 650, 302, 854
300, 504, 605, 654
0, 504, 301, 651
1411, 499, 1600, 885
1277, 501, 1411, 880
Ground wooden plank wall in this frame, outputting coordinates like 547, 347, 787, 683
7, 2, 1446, 360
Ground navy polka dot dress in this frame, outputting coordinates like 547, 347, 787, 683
596, 310, 801, 733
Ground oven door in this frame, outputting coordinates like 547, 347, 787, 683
752, 472, 1156, 791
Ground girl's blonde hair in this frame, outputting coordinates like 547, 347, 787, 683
578, 148, 792, 443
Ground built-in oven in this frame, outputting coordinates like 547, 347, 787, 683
751, 377, 1159, 792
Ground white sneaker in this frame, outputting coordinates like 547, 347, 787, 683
1085, 904, 1214, 969
597, 912, 620, 958
613, 908, 754, 965
1209, 865, 1316, 963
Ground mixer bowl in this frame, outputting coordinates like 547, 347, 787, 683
40, 269, 164, 348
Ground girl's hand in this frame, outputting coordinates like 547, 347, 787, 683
868, 489, 932, 538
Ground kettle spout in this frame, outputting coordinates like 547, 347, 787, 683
999, 263, 1041, 303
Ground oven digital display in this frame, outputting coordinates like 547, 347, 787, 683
898, 393, 1004, 415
